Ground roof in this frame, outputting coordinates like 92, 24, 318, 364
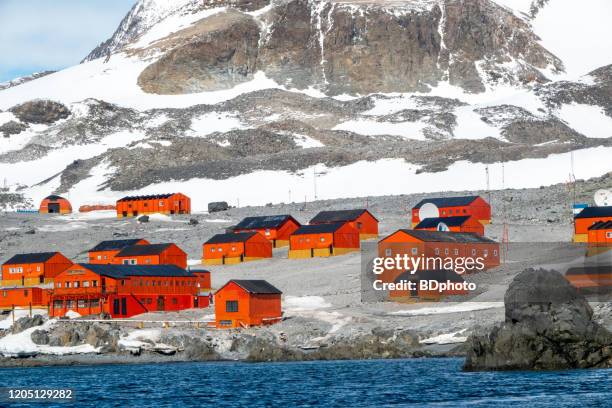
575, 206, 612, 219
116, 243, 175, 257
414, 216, 472, 229
78, 264, 192, 278
394, 269, 465, 283
43, 195, 66, 201
565, 265, 612, 276
117, 193, 177, 202
89, 239, 146, 252
205, 232, 258, 244
3, 252, 60, 265
234, 215, 299, 230
225, 279, 282, 294
292, 223, 347, 235
588, 220, 612, 230
309, 209, 377, 224
413, 195, 481, 209
385, 229, 496, 244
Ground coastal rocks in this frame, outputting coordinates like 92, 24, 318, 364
11, 315, 45, 334
9, 100, 71, 124
45, 323, 121, 351
464, 269, 612, 371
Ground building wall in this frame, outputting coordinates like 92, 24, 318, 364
587, 228, 612, 244
203, 242, 246, 261
39, 198, 72, 214
112, 244, 187, 269
351, 212, 379, 239
116, 193, 191, 218
244, 234, 273, 258
88, 239, 150, 264
0, 287, 49, 309
1, 253, 73, 286
575, 217, 612, 242
411, 197, 491, 226
214, 282, 281, 328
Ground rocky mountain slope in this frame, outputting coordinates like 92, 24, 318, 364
0, 0, 610, 209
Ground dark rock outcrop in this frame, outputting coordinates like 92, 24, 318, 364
464, 269, 612, 371
0, 120, 28, 137
11, 315, 45, 334
10, 100, 71, 124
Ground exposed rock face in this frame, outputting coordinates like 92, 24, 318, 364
0, 120, 28, 137
464, 269, 612, 371
11, 315, 45, 334
135, 0, 562, 95
10, 100, 71, 124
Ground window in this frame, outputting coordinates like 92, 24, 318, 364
463, 209, 467, 214
145, 259, 151, 264
607, 232, 612, 239
434, 248, 440, 255
220, 320, 232, 327
66, 281, 72, 288
385, 248, 392, 256
90, 299, 99, 308
172, 298, 178, 305
444, 248, 449, 255
356, 222, 363, 230
493, 250, 498, 256
483, 249, 489, 257
159, 201, 164, 206
97, 255, 102, 260
53, 300, 63, 308
226, 300, 239, 313
442, 210, 446, 215
211, 247, 216, 252
265, 229, 271, 236
104, 255, 107, 260
320, 237, 325, 242
411, 247, 418, 255
449, 210, 453, 215
36, 266, 41, 271
57, 282, 62, 288
83, 281, 90, 288
75, 281, 81, 288
2, 291, 5, 297
77, 299, 86, 308
152, 281, 156, 287
66, 300, 75, 309
24, 290, 28, 297
471, 249, 477, 256
231, 247, 236, 251
92, 280, 98, 287
121, 280, 125, 286
454, 249, 459, 256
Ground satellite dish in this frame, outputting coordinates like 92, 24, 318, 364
418, 203, 439, 220
437, 222, 450, 232
594, 189, 612, 207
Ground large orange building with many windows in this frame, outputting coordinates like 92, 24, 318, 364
1, 252, 73, 287
411, 196, 491, 227
309, 209, 378, 240
88, 239, 150, 264
50, 264, 211, 318
214, 280, 282, 328
116, 193, 191, 218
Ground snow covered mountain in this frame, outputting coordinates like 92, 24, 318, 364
0, 0, 610, 211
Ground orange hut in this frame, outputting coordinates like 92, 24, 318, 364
564, 266, 612, 292
587, 221, 612, 245
50, 264, 210, 318
389, 269, 469, 302
309, 209, 378, 240
214, 280, 282, 329
574, 206, 612, 242
232, 215, 301, 248
414, 215, 485, 236
88, 239, 150, 264
0, 287, 50, 310
116, 193, 191, 218
412, 196, 491, 227
288, 222, 360, 258
1, 252, 73, 287
202, 232, 272, 265
39, 195, 72, 214
112, 243, 188, 269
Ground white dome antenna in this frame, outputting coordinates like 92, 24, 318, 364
594, 189, 611, 207
418, 202, 439, 220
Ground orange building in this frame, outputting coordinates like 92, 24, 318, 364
1, 252, 73, 286
88, 239, 150, 264
116, 193, 191, 218
203, 232, 272, 265
414, 215, 485, 236
50, 264, 211, 318
587, 221, 612, 245
565, 266, 612, 291
378, 230, 500, 284
112, 243, 187, 269
389, 269, 469, 302
39, 195, 72, 214
214, 280, 282, 329
288, 222, 360, 258
0, 287, 50, 310
309, 209, 378, 240
411, 196, 491, 227
232, 215, 301, 248
574, 206, 612, 242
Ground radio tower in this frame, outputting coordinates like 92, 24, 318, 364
501, 158, 509, 264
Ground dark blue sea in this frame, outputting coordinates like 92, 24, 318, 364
1, 358, 610, 407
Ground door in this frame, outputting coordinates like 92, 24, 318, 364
157, 296, 165, 311
122, 211, 127, 217
112, 299, 120, 315
194, 297, 199, 308
48, 203, 60, 213
310, 248, 314, 258
329, 245, 333, 255
121, 297, 127, 315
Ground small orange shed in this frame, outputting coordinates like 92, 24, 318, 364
116, 193, 191, 218
288, 222, 360, 258
214, 279, 282, 329
388, 270, 469, 302
39, 195, 72, 214
88, 238, 150, 264
574, 206, 612, 242
412, 196, 491, 227
309, 209, 378, 240
232, 215, 301, 247
0, 287, 50, 310
112, 243, 187, 269
1, 252, 73, 286
414, 215, 485, 236
203, 232, 272, 265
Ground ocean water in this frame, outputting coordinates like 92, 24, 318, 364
1, 358, 610, 407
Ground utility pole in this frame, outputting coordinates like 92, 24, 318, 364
313, 167, 318, 201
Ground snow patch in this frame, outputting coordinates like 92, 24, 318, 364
390, 302, 503, 316
557, 103, 612, 139
284, 296, 331, 311
333, 119, 428, 140
189, 112, 248, 136
0, 309, 48, 330
420, 329, 468, 345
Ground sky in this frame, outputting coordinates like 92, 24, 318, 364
0, 0, 137, 83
